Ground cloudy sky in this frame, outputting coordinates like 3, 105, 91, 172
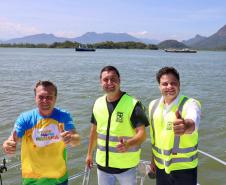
0, 0, 225, 41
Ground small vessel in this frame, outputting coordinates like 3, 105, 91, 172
75, 45, 96, 52
164, 48, 197, 53
75, 47, 96, 52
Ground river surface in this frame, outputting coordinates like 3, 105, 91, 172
0, 48, 225, 185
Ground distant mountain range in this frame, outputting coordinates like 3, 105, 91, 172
158, 24, 226, 50
2, 34, 67, 45
1, 24, 226, 50
182, 34, 207, 46
75, 32, 151, 44
1, 32, 159, 45
183, 24, 226, 50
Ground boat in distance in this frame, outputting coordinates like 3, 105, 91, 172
164, 48, 197, 53
75, 47, 96, 52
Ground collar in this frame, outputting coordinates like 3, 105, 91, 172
160, 94, 181, 111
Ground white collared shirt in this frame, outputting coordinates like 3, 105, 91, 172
160, 95, 201, 129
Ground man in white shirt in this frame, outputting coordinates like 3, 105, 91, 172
149, 66, 201, 185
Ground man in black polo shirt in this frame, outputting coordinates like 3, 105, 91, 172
86, 65, 149, 185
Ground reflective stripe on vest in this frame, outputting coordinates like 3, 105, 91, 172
152, 144, 198, 156
97, 133, 140, 153
98, 133, 133, 142
150, 99, 160, 145
154, 153, 198, 167
172, 97, 188, 154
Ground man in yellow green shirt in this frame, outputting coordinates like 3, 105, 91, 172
3, 81, 80, 185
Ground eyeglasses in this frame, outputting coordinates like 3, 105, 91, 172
37, 95, 55, 101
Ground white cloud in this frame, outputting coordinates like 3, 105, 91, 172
128, 31, 167, 41
128, 31, 149, 38
54, 31, 78, 38
0, 18, 40, 40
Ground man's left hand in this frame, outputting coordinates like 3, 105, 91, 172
61, 131, 73, 145
116, 137, 129, 152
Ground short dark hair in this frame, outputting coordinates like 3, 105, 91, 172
100, 65, 120, 79
34, 80, 57, 96
156, 67, 180, 84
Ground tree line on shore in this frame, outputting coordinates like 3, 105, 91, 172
0, 41, 158, 50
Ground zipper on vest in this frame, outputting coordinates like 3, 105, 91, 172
105, 93, 125, 167
105, 113, 112, 167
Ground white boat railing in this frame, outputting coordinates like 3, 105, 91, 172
198, 149, 226, 166
81, 165, 91, 185
0, 149, 225, 185
69, 161, 153, 185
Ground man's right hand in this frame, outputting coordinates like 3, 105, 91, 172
149, 158, 157, 174
86, 155, 93, 169
173, 110, 186, 136
2, 131, 17, 155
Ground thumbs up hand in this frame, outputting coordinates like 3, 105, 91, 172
175, 109, 182, 119
3, 130, 18, 155
173, 110, 187, 136
116, 137, 129, 153
59, 123, 65, 133
59, 124, 72, 145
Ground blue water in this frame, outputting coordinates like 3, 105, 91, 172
0, 48, 225, 185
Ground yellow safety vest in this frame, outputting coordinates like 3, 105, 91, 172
93, 93, 141, 169
149, 95, 200, 174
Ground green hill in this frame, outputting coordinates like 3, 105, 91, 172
158, 40, 188, 49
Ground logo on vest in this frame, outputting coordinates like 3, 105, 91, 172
166, 121, 173, 130
116, 112, 123, 123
